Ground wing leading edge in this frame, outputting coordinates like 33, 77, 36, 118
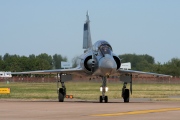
118, 69, 172, 77
12, 68, 172, 77
11, 68, 85, 76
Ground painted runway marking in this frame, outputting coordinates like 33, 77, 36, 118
92, 108, 180, 117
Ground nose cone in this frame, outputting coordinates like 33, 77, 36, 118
99, 55, 117, 76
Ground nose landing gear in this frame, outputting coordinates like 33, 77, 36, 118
99, 76, 108, 103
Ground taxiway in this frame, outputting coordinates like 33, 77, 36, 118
0, 99, 180, 120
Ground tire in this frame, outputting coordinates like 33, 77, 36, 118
104, 96, 108, 103
58, 88, 64, 102
123, 89, 129, 103
99, 96, 103, 103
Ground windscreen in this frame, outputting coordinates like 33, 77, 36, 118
100, 44, 112, 55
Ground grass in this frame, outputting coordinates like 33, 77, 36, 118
0, 81, 180, 101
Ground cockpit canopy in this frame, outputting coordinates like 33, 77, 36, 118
93, 40, 113, 55
100, 44, 111, 55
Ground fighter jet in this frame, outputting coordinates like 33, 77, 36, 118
12, 12, 171, 103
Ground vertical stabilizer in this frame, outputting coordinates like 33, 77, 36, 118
83, 11, 92, 49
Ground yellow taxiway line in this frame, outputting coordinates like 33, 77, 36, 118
92, 108, 180, 117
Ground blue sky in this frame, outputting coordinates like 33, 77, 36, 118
0, 0, 180, 63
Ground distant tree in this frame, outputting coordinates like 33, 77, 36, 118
119, 54, 155, 71
143, 54, 155, 64
163, 58, 180, 76
52, 54, 67, 69
18, 56, 29, 71
72, 55, 80, 68
3, 54, 22, 72
34, 58, 51, 70
152, 62, 163, 73
29, 54, 36, 59
136, 60, 154, 72
36, 53, 53, 69
3, 53, 10, 61
26, 54, 37, 71
0, 57, 5, 71
0, 55, 2, 69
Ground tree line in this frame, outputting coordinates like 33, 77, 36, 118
0, 53, 67, 72
0, 53, 180, 76
119, 54, 180, 77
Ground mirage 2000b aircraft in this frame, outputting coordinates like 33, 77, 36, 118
12, 12, 171, 103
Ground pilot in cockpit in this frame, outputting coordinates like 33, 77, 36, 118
100, 45, 112, 55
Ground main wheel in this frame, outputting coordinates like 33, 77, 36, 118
104, 96, 108, 103
99, 96, 103, 103
123, 89, 129, 103
58, 88, 64, 102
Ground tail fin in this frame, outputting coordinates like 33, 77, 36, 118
83, 11, 92, 49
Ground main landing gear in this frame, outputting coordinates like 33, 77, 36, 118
121, 82, 130, 102
120, 74, 132, 103
57, 74, 66, 102
99, 77, 108, 103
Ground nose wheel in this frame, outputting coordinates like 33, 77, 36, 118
99, 95, 108, 103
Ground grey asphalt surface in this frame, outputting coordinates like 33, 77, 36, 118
0, 99, 180, 120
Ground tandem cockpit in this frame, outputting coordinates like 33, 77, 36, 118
93, 40, 113, 56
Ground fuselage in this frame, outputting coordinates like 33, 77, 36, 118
79, 40, 121, 77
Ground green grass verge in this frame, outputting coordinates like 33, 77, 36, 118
0, 81, 180, 101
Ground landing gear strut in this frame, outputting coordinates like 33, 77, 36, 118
122, 82, 130, 102
57, 73, 66, 102
99, 77, 108, 103
120, 74, 132, 103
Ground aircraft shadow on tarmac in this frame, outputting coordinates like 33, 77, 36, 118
22, 99, 155, 104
